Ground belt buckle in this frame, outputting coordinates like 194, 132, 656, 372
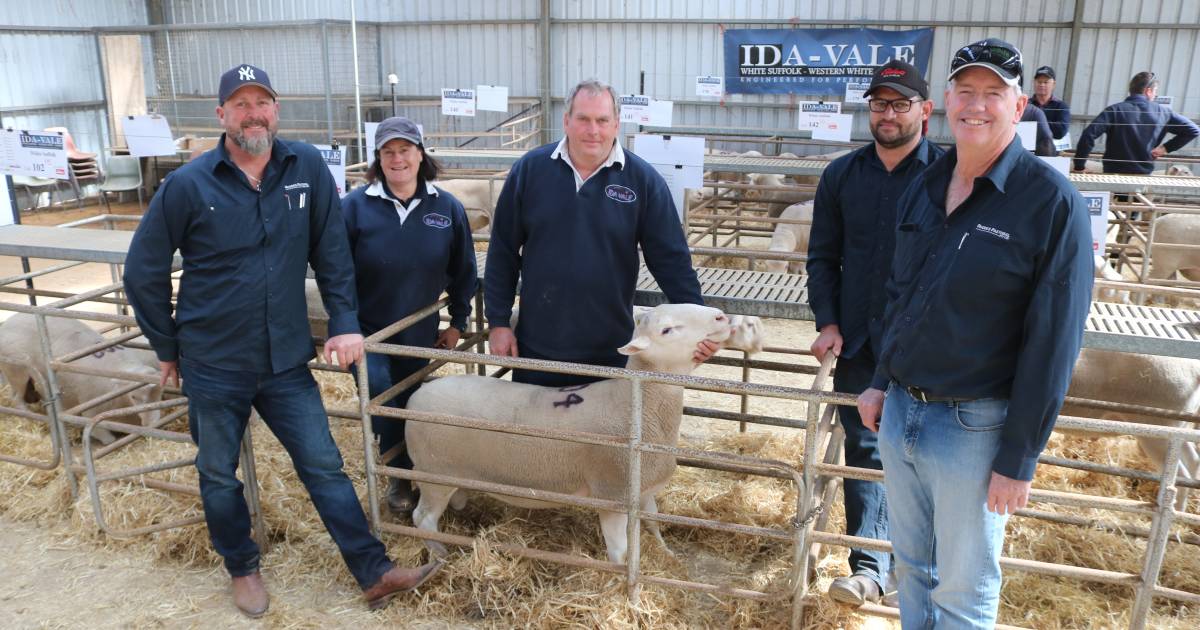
907, 386, 928, 403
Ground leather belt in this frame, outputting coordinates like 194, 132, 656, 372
905, 385, 974, 404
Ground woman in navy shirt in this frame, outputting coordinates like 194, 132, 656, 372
342, 117, 478, 516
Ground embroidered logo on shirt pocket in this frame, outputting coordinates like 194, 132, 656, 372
605, 184, 637, 203
423, 213, 452, 229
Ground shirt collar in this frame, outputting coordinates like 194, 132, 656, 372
861, 137, 936, 170
926, 135, 1025, 204
551, 136, 625, 171
365, 178, 438, 202
1126, 94, 1151, 104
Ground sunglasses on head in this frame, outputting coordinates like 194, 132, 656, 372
951, 42, 1023, 77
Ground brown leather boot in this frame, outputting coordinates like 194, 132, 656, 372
231, 571, 269, 618
362, 560, 443, 610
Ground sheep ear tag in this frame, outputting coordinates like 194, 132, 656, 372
618, 336, 652, 355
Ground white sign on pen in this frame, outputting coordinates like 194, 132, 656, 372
476, 85, 509, 112
797, 101, 842, 130
1081, 191, 1111, 253
0, 175, 14, 226
0, 128, 70, 180
634, 134, 704, 221
1016, 121, 1037, 151
619, 95, 651, 123
1039, 156, 1071, 177
314, 144, 347, 197
122, 115, 176, 157
1053, 132, 1072, 153
441, 88, 476, 117
811, 114, 854, 143
695, 75, 724, 98
1154, 95, 1174, 110
844, 81, 870, 104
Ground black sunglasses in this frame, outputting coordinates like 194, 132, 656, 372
951, 42, 1023, 78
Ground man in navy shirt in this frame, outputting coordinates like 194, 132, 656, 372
123, 64, 438, 617
485, 79, 711, 386
806, 59, 944, 607
857, 40, 1093, 628
1028, 65, 1071, 141
1073, 71, 1199, 175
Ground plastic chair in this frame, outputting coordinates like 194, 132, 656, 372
44, 127, 99, 207
11, 175, 59, 212
99, 155, 144, 212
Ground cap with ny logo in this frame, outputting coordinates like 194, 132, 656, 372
218, 64, 277, 104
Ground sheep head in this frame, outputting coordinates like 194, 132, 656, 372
618, 304, 733, 374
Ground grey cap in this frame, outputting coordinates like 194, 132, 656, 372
375, 116, 422, 150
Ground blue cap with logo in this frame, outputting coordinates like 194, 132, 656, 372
218, 64, 277, 104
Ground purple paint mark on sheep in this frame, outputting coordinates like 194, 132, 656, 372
553, 393, 584, 408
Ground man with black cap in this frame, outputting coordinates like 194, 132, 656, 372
857, 39, 1093, 628
124, 64, 440, 618
806, 58, 944, 607
1073, 70, 1199, 175
1028, 65, 1071, 141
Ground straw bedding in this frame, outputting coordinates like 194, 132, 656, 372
0, 329, 1198, 628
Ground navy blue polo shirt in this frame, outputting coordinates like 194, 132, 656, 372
1074, 94, 1200, 174
873, 137, 1094, 481
806, 138, 944, 361
341, 179, 477, 346
1028, 95, 1071, 140
124, 135, 359, 373
484, 140, 703, 364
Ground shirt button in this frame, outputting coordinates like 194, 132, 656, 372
918, 285, 925, 291
268, 266, 273, 272
904, 316, 912, 323
265, 218, 270, 222
930, 253, 937, 259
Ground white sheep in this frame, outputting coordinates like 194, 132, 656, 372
1060, 349, 1200, 509
432, 179, 504, 233
744, 172, 815, 216
304, 278, 329, 342
0, 314, 162, 444
1150, 213, 1200, 284
1093, 254, 1131, 304
404, 304, 765, 563
764, 202, 813, 274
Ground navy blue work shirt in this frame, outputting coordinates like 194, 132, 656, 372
806, 138, 945, 361
1028, 95, 1071, 140
124, 135, 359, 374
1073, 94, 1200, 174
873, 137, 1094, 481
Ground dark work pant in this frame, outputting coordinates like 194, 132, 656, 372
833, 351, 891, 588
180, 358, 393, 588
357, 353, 428, 469
511, 343, 625, 388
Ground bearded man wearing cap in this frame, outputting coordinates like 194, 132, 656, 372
124, 64, 440, 618
856, 39, 1093, 628
1028, 65, 1071, 140
806, 58, 944, 607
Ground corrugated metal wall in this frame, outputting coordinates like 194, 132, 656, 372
2, 0, 1198, 163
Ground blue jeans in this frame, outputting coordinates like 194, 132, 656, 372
359, 352, 427, 469
834, 352, 890, 588
180, 358, 394, 589
878, 383, 1010, 629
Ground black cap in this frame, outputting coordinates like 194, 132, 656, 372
374, 116, 423, 149
1035, 66, 1056, 80
948, 38, 1023, 87
865, 59, 929, 101
218, 64, 277, 105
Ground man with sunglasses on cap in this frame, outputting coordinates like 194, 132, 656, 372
856, 39, 1093, 628
806, 59, 944, 607
124, 64, 440, 618
1073, 71, 1199, 175
1028, 65, 1071, 141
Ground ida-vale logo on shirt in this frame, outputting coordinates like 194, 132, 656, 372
423, 213, 452, 229
605, 184, 637, 203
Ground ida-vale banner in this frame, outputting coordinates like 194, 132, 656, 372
724, 27, 934, 95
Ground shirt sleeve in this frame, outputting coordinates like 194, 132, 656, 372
122, 176, 186, 363
1048, 102, 1071, 140
1162, 111, 1200, 153
445, 199, 479, 331
483, 159, 525, 328
805, 165, 844, 331
638, 170, 703, 305
307, 159, 360, 338
993, 189, 1094, 481
1073, 109, 1110, 170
